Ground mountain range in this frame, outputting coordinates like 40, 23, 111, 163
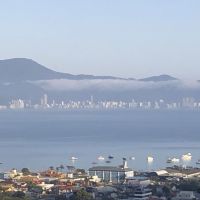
0, 58, 199, 104
0, 58, 177, 82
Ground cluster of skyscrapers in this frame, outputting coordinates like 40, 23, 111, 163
0, 94, 200, 111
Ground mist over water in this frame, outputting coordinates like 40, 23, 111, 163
0, 110, 200, 172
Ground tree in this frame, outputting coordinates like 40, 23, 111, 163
60, 164, 64, 172
178, 180, 200, 191
163, 186, 171, 197
56, 167, 60, 172
27, 183, 43, 194
21, 168, 31, 175
49, 166, 54, 171
12, 191, 25, 198
0, 192, 30, 200
73, 189, 92, 200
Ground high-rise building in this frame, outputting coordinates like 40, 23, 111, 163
10, 99, 25, 109
41, 94, 48, 107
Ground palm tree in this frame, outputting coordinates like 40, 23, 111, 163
67, 165, 75, 172
56, 167, 60, 172
49, 166, 54, 171
60, 164, 64, 172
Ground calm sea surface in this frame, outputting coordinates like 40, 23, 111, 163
0, 110, 200, 172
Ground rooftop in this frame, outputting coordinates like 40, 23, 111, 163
166, 167, 200, 176
89, 166, 133, 172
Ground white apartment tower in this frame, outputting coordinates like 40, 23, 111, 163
41, 94, 48, 107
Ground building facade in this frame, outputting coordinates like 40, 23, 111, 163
88, 160, 134, 183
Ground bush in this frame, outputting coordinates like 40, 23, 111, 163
70, 189, 92, 200
178, 180, 200, 192
21, 168, 30, 176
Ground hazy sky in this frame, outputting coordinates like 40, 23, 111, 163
0, 0, 200, 79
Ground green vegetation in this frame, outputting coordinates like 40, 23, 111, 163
21, 168, 30, 176
27, 183, 43, 193
70, 189, 92, 200
178, 180, 200, 192
0, 192, 29, 200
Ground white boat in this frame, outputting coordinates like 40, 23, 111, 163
147, 156, 154, 163
167, 157, 180, 163
181, 153, 192, 161
171, 158, 180, 163
129, 156, 135, 160
71, 156, 78, 160
98, 156, 105, 160
196, 159, 200, 164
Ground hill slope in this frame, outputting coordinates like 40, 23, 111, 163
1, 58, 199, 104
0, 58, 124, 82
139, 74, 177, 82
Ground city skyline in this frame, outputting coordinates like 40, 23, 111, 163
2, 94, 199, 111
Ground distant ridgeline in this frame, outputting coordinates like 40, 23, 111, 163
0, 58, 200, 105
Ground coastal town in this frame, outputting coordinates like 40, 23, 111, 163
2, 1, 200, 200
1, 157, 200, 200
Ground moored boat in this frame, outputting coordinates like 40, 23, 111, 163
182, 153, 192, 161
108, 155, 114, 159
171, 158, 180, 163
129, 156, 135, 160
196, 159, 200, 164
147, 156, 154, 163
98, 156, 105, 160
71, 156, 78, 160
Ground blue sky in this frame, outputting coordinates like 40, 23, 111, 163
0, 0, 200, 79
